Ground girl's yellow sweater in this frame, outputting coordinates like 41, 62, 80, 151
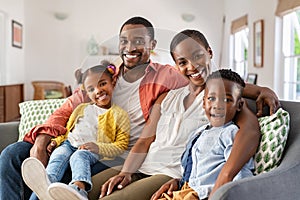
53, 103, 130, 160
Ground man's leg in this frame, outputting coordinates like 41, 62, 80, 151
0, 141, 33, 200
99, 174, 172, 200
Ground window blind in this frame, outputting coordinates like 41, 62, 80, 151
276, 0, 300, 16
231, 15, 248, 34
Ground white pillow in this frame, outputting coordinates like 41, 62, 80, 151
18, 98, 66, 141
254, 108, 290, 175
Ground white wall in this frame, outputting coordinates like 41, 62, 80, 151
2, 0, 280, 100
223, 0, 277, 90
0, 0, 25, 85
23, 0, 224, 100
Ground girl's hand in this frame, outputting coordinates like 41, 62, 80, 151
46, 140, 57, 155
79, 142, 99, 154
151, 178, 179, 200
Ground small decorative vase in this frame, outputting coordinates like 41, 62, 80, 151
87, 36, 99, 56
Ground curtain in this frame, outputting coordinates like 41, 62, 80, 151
276, 0, 300, 16
231, 15, 248, 34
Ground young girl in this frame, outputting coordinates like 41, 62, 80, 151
21, 61, 130, 200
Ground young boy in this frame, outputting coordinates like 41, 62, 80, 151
160, 69, 254, 200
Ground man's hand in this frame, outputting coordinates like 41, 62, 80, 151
99, 173, 132, 198
151, 178, 179, 200
256, 87, 280, 117
30, 134, 52, 167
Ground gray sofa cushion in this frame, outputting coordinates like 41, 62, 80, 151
0, 121, 19, 153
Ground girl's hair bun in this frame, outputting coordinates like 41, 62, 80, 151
107, 65, 116, 75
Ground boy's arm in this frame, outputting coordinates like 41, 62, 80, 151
209, 101, 260, 198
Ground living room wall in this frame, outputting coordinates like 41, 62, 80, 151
0, 0, 280, 100
22, 0, 225, 100
0, 0, 25, 86
222, 0, 277, 90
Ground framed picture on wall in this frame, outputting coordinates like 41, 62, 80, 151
12, 20, 22, 48
246, 73, 258, 85
253, 19, 264, 67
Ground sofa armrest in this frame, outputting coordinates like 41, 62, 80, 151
210, 144, 300, 200
0, 121, 19, 153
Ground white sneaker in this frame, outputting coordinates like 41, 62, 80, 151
21, 157, 53, 200
48, 182, 88, 200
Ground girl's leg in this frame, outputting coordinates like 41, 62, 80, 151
69, 149, 100, 191
47, 150, 100, 200
46, 140, 75, 182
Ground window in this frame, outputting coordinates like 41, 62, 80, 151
232, 28, 249, 79
282, 10, 300, 100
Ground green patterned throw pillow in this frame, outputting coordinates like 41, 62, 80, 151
254, 108, 290, 175
18, 98, 66, 141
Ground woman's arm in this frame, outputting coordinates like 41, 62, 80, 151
100, 93, 167, 198
209, 100, 260, 198
243, 83, 280, 116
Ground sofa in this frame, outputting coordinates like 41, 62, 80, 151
0, 99, 300, 200
210, 99, 300, 200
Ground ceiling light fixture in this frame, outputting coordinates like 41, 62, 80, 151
181, 13, 195, 22
54, 12, 69, 20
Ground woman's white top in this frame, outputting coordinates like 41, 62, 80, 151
138, 85, 208, 178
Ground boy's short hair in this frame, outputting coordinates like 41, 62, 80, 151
206, 69, 246, 95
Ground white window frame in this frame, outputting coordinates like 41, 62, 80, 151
231, 28, 249, 79
281, 11, 300, 100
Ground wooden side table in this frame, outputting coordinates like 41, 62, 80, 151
0, 83, 24, 122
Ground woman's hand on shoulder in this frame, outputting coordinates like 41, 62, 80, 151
99, 172, 132, 198
150, 178, 179, 200
256, 86, 280, 117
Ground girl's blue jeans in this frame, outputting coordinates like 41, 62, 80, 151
0, 141, 124, 200
46, 140, 100, 191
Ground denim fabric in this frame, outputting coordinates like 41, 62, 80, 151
0, 141, 33, 200
69, 149, 99, 191
46, 140, 99, 191
0, 140, 125, 200
187, 122, 254, 199
180, 125, 209, 188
